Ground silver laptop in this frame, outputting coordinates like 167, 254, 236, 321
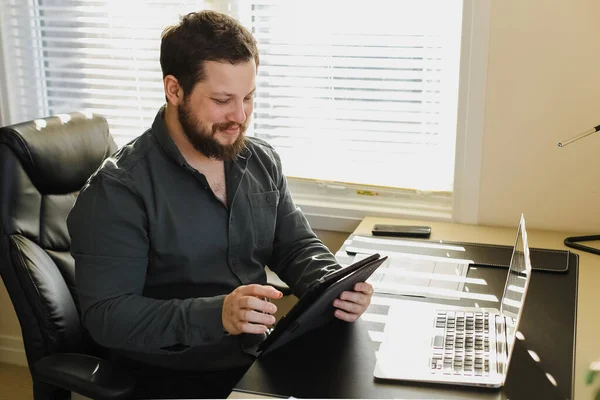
374, 214, 532, 388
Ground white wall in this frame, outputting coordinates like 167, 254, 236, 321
478, 0, 600, 233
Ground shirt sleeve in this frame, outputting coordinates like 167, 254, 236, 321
265, 150, 342, 297
67, 171, 227, 354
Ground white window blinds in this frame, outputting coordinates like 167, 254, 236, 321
244, 0, 463, 192
1, 0, 463, 193
1, 0, 211, 146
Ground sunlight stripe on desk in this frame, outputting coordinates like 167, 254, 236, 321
371, 296, 410, 306
371, 282, 499, 302
346, 246, 472, 264
371, 268, 487, 285
370, 288, 499, 305
368, 330, 385, 342
351, 235, 467, 251
360, 313, 388, 323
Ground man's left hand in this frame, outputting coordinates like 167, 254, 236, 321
332, 282, 374, 322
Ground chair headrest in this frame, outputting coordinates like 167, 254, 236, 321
0, 112, 117, 194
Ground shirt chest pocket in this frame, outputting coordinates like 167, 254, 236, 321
248, 191, 279, 249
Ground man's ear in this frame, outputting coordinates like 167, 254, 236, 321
164, 75, 183, 106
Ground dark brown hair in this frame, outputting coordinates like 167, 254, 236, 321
160, 10, 259, 97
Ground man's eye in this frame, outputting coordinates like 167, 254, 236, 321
213, 99, 229, 104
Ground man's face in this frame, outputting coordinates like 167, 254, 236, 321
177, 60, 256, 160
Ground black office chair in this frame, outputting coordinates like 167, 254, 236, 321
0, 112, 135, 400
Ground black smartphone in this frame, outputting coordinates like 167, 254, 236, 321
371, 224, 431, 238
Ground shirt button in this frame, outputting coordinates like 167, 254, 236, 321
266, 196, 272, 203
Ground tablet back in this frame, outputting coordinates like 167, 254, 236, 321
255, 254, 387, 356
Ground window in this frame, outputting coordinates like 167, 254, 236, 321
245, 0, 462, 193
0, 0, 489, 230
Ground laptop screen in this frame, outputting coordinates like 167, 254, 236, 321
499, 214, 532, 371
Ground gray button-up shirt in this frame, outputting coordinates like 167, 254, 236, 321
67, 109, 340, 371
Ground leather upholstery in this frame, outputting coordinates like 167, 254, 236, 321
0, 112, 113, 195
0, 112, 117, 398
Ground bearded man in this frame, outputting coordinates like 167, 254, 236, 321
67, 10, 373, 399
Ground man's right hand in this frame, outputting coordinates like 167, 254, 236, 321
222, 284, 283, 335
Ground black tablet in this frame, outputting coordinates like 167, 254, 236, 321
248, 253, 387, 357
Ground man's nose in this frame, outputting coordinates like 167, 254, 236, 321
229, 100, 247, 124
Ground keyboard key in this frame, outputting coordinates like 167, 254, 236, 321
433, 335, 444, 349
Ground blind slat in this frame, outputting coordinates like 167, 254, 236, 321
14, 77, 164, 89
13, 55, 160, 68
6, 34, 160, 48
254, 119, 437, 135
259, 44, 443, 59
256, 110, 441, 124
259, 64, 439, 77
45, 86, 165, 98
256, 87, 438, 102
260, 55, 442, 69
10, 45, 159, 58
253, 97, 437, 112
13, 66, 161, 79
257, 77, 434, 92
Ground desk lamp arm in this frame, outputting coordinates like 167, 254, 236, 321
558, 125, 600, 147
558, 123, 600, 255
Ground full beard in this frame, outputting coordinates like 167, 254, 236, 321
178, 99, 247, 161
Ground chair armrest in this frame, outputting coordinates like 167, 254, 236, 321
32, 353, 135, 400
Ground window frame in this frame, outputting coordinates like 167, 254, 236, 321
285, 0, 491, 232
451, 0, 490, 226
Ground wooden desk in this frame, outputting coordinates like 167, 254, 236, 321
231, 217, 598, 399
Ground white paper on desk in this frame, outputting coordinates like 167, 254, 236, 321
349, 234, 468, 252
353, 252, 471, 300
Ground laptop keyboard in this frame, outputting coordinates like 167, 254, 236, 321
430, 311, 491, 376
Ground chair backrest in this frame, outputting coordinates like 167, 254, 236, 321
0, 112, 117, 369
